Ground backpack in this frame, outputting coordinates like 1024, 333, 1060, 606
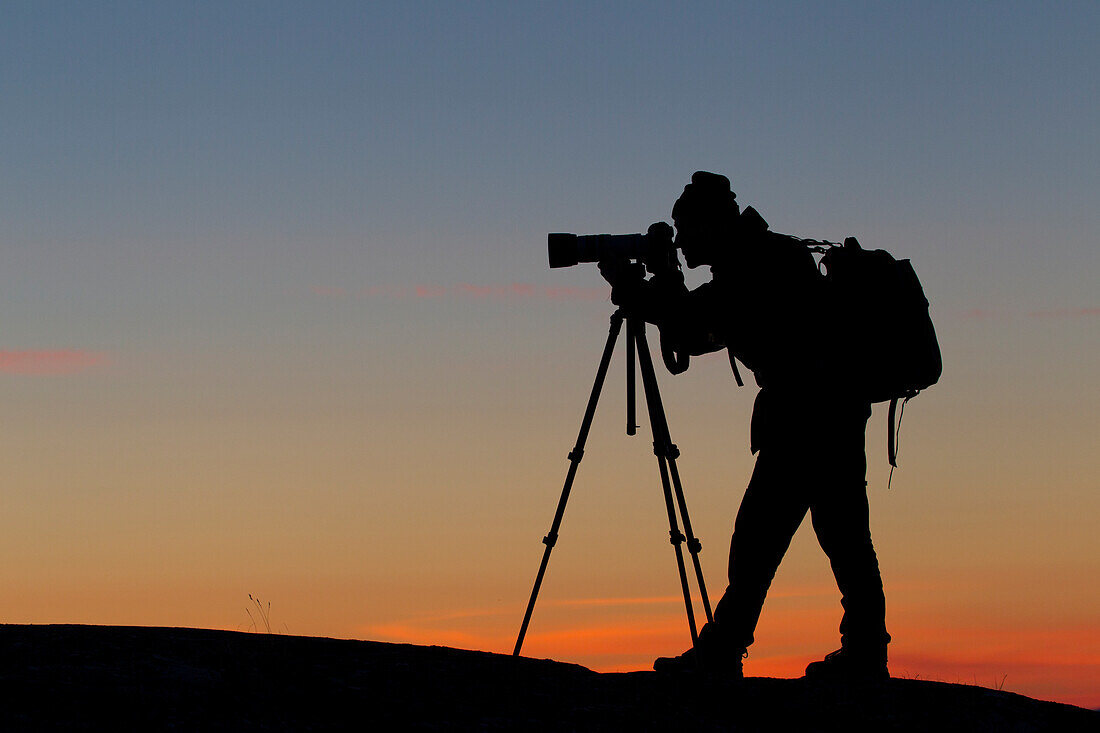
818, 236, 942, 468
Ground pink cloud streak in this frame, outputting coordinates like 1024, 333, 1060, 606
1026, 307, 1100, 319
959, 306, 1099, 320
0, 350, 109, 375
313, 282, 609, 302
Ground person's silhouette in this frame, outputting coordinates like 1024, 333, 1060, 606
603, 172, 890, 680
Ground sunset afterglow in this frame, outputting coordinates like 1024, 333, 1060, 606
2, 2, 1096, 710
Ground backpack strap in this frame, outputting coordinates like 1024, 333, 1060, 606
887, 397, 900, 468
727, 349, 744, 387
886, 394, 912, 490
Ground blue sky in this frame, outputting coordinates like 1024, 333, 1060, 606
4, 2, 1095, 391
5, 3, 1096, 291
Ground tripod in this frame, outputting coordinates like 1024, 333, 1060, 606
513, 308, 713, 657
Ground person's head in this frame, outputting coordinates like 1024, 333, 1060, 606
671, 171, 740, 268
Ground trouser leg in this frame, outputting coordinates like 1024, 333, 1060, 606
712, 450, 809, 651
809, 453, 890, 650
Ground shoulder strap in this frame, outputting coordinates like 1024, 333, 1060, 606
886, 395, 911, 489
887, 397, 899, 468
727, 348, 744, 387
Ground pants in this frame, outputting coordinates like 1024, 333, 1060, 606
712, 390, 889, 652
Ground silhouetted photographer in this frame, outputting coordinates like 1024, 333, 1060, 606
593, 172, 941, 681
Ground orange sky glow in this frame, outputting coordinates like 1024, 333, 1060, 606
362, 590, 1099, 708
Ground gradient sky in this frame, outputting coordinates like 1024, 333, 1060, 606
2, 1, 1097, 708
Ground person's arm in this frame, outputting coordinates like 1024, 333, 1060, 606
651, 279, 727, 357
599, 263, 726, 357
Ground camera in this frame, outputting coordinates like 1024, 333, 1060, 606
548, 222, 675, 270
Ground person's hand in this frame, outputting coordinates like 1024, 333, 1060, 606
647, 265, 685, 292
598, 260, 647, 308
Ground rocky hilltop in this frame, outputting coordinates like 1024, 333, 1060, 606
0, 625, 1095, 731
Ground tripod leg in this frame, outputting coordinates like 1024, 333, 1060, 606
633, 322, 715, 628
513, 311, 624, 657
627, 321, 699, 643
655, 446, 700, 644
626, 319, 637, 436
663, 456, 714, 623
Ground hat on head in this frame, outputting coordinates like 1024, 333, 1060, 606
672, 171, 740, 226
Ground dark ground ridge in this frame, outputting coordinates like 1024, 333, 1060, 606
0, 624, 1095, 731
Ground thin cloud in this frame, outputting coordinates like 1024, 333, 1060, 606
359, 588, 843, 655
368, 623, 502, 650
542, 286, 609, 302
360, 600, 1100, 706
363, 616, 687, 658
1027, 307, 1100, 319
0, 350, 109, 375
366, 587, 841, 630
550, 595, 681, 608
358, 596, 680, 632
414, 284, 448, 298
959, 306, 1099, 320
312, 283, 609, 302
959, 308, 1007, 320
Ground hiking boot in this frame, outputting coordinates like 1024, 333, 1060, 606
805, 647, 889, 681
653, 623, 745, 678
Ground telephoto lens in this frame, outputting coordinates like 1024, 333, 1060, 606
547, 232, 650, 268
